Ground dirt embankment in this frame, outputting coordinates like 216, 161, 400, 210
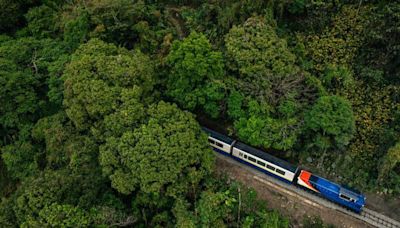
215, 156, 374, 228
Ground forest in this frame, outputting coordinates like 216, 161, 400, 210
0, 0, 399, 227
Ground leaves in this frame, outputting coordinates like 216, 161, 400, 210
305, 95, 355, 150
63, 38, 154, 133
379, 142, 400, 182
166, 31, 225, 117
100, 101, 214, 196
225, 16, 299, 81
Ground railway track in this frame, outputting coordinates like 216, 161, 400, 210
360, 209, 400, 228
215, 153, 400, 228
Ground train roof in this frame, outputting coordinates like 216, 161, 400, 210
234, 142, 298, 172
309, 173, 364, 198
201, 127, 235, 144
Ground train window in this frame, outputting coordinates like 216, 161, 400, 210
244, 154, 247, 159
239, 152, 243, 157
257, 160, 265, 167
208, 138, 215, 144
276, 169, 285, 175
215, 142, 223, 148
266, 164, 275, 171
248, 156, 256, 163
339, 194, 353, 202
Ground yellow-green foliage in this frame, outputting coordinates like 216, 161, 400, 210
346, 82, 399, 157
338, 81, 400, 190
303, 5, 369, 73
225, 16, 299, 81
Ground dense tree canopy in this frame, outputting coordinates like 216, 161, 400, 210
100, 101, 214, 196
166, 31, 225, 117
223, 16, 317, 151
0, 37, 66, 132
225, 16, 301, 103
63, 38, 154, 136
1, 0, 399, 226
304, 95, 355, 151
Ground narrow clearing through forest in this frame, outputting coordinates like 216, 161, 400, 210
215, 154, 380, 228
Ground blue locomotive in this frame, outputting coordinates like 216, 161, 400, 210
203, 127, 366, 213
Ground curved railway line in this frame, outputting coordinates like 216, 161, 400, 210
215, 153, 400, 228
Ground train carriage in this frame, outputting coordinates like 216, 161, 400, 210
202, 127, 235, 155
201, 127, 366, 213
232, 142, 298, 183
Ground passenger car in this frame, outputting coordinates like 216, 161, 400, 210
202, 127, 366, 213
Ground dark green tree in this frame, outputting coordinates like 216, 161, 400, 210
60, 0, 171, 51
358, 2, 400, 84
25, 5, 59, 39
0, 37, 67, 133
1, 128, 39, 180
0, 0, 40, 33
0, 37, 68, 181
61, 7, 90, 51
166, 31, 225, 118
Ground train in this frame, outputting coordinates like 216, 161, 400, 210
202, 126, 366, 213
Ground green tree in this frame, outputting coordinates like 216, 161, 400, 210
0, 197, 16, 227
321, 64, 354, 93
0, 37, 68, 181
0, 53, 39, 132
225, 15, 297, 77
304, 95, 355, 152
63, 38, 154, 137
0, 37, 67, 135
62, 8, 90, 51
13, 169, 105, 225
24, 203, 90, 227
225, 16, 302, 104
173, 179, 289, 227
166, 31, 225, 118
32, 112, 101, 173
173, 199, 196, 228
99, 101, 214, 196
32, 112, 71, 169
224, 16, 311, 151
227, 90, 245, 120
197, 190, 235, 227
379, 142, 400, 182
61, 0, 170, 51
25, 5, 59, 39
0, 0, 21, 33
233, 98, 301, 151
1, 129, 39, 180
